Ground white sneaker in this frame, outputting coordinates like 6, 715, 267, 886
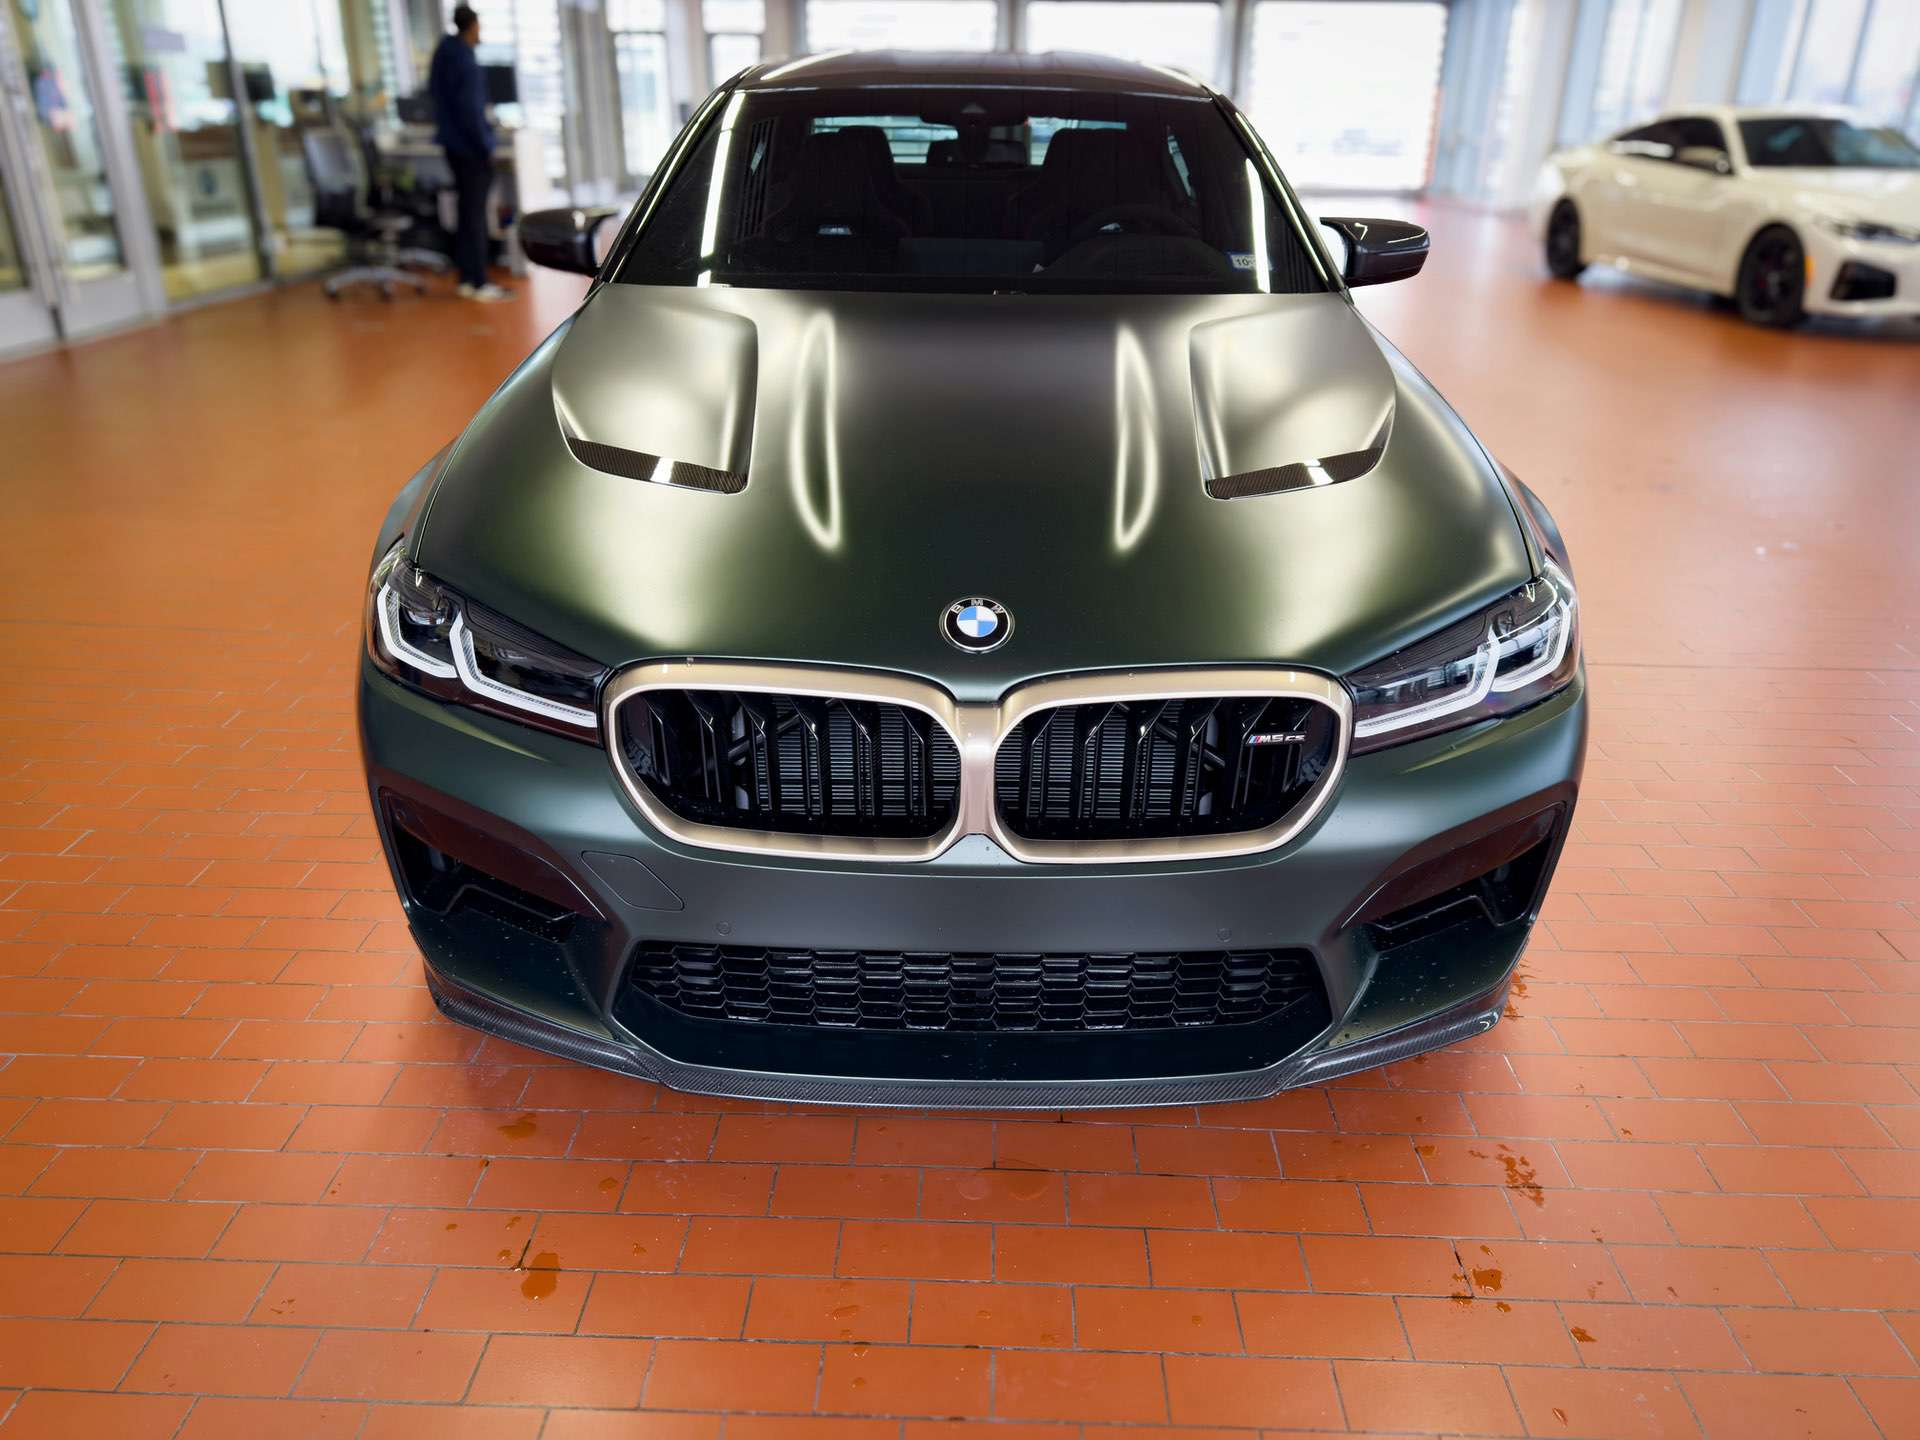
465, 283, 511, 303
457, 282, 477, 298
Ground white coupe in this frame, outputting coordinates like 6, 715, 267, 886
1534, 106, 1920, 326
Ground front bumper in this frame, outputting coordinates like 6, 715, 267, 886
1804, 227, 1920, 318
359, 658, 1586, 1107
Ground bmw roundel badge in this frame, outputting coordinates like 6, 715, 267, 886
942, 596, 1012, 654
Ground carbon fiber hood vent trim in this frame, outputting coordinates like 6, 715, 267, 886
560, 421, 747, 494
1206, 416, 1392, 499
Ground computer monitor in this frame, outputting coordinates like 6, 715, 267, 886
396, 92, 435, 125
482, 64, 517, 106
240, 64, 275, 104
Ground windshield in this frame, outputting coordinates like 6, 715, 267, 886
1739, 117, 1920, 169
612, 83, 1327, 295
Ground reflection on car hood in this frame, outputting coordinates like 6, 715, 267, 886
1761, 167, 1920, 226
416, 284, 1531, 699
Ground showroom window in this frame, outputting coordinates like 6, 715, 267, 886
1585, 0, 1681, 138
1852, 3, 1920, 125
610, 0, 676, 182
804, 0, 999, 53
1740, 0, 1920, 128
707, 0, 765, 82
470, 0, 570, 182
1024, 2, 1222, 88
1243, 1, 1448, 192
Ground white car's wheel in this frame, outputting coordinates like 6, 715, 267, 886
1544, 202, 1586, 281
1736, 226, 1807, 328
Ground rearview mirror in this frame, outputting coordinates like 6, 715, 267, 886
518, 207, 624, 275
1675, 146, 1732, 175
1318, 217, 1430, 287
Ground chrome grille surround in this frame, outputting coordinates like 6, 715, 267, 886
603, 662, 1352, 865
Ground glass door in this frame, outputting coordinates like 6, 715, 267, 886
0, 148, 58, 350
0, 0, 149, 346
221, 0, 353, 280
103, 0, 267, 300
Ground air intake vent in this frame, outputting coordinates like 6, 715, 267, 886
562, 432, 747, 494
995, 695, 1339, 842
624, 942, 1326, 1033
1205, 419, 1390, 499
616, 689, 961, 838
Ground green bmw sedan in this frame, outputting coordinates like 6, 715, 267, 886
358, 50, 1585, 1107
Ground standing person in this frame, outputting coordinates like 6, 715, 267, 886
429, 5, 508, 301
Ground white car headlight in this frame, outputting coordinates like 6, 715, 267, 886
1346, 561, 1579, 753
1813, 215, 1920, 245
366, 539, 607, 740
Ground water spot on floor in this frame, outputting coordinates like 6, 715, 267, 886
1190, 1314, 1205, 1326
520, 1252, 561, 1300
498, 1114, 539, 1140
1620, 1128, 1634, 1138
848, 1344, 869, 1359
444, 1222, 458, 1231
1414, 1143, 1435, 1157
506, 1216, 523, 1229
599, 1177, 619, 1194
1495, 1301, 1511, 1313
850, 1376, 867, 1389
496, 1249, 513, 1263
1472, 1267, 1503, 1293
976, 1308, 993, 1321
830, 1304, 861, 1320
958, 1175, 992, 1201
1039, 1331, 1059, 1344
632, 1243, 648, 1257
1493, 1147, 1546, 1207
1553, 1407, 1568, 1424
1448, 1291, 1474, 1307
1571, 1326, 1597, 1344
1004, 1171, 1049, 1200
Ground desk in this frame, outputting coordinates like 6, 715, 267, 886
377, 128, 553, 276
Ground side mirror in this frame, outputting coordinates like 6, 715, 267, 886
518, 206, 623, 275
1318, 216, 1430, 287
1675, 146, 1732, 175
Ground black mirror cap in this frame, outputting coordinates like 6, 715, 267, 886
1319, 217, 1430, 288
519, 207, 623, 276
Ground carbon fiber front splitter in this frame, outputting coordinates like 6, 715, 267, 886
425, 955, 1508, 1109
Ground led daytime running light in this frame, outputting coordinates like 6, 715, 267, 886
449, 610, 598, 730
377, 574, 456, 679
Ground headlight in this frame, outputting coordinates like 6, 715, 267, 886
366, 539, 608, 741
1814, 215, 1920, 245
1346, 561, 1578, 753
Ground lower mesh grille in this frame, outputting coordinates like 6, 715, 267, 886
624, 944, 1324, 1033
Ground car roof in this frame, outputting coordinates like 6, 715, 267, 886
736, 48, 1213, 98
1661, 103, 1866, 125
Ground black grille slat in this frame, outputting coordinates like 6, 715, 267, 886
622, 689, 963, 839
628, 943, 1324, 1033
995, 696, 1337, 842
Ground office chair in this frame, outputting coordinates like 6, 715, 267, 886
302, 115, 448, 299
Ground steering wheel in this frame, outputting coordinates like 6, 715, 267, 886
1058, 203, 1202, 254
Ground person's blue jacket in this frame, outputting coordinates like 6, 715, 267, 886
428, 35, 494, 158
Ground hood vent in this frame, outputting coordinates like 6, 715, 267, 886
1205, 417, 1391, 500
559, 418, 747, 495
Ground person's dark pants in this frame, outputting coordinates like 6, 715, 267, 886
447, 150, 494, 289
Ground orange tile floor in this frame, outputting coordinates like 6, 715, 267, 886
1, 207, 1917, 1438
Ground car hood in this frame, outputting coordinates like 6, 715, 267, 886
415, 283, 1531, 700
1759, 167, 1920, 225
